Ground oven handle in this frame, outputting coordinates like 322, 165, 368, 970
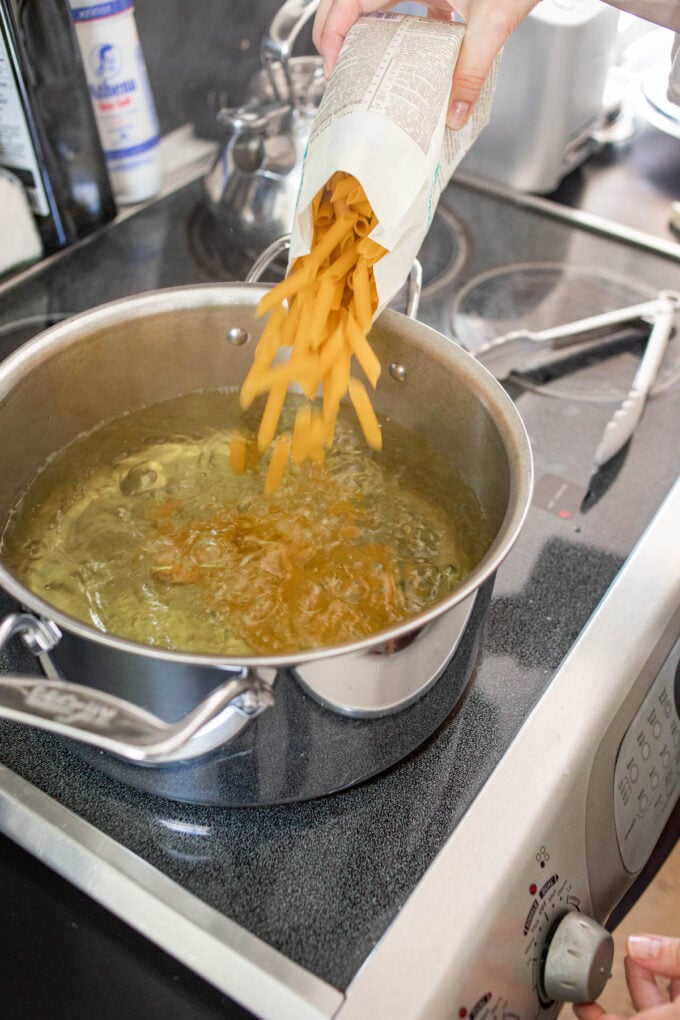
0, 613, 276, 763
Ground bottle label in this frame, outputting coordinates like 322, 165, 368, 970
69, 4, 160, 164
0, 26, 50, 215
70, 1, 134, 20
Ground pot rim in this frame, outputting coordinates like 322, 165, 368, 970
0, 283, 534, 668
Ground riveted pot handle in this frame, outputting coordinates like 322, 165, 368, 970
247, 234, 423, 321
246, 235, 291, 283
405, 259, 422, 320
0, 612, 275, 763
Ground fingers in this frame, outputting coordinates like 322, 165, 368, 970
314, 0, 458, 77
626, 954, 670, 1012
313, 0, 387, 76
574, 1002, 680, 1020
314, 0, 538, 131
313, 0, 359, 76
572, 1002, 609, 1020
628, 936, 680, 980
572, 1003, 631, 1020
571, 937, 680, 1020
446, 0, 539, 128
626, 937, 680, 1016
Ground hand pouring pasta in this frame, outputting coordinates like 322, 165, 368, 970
234, 13, 500, 493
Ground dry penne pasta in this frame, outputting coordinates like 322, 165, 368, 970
265, 434, 292, 495
348, 377, 382, 451
345, 313, 381, 389
230, 433, 247, 475
258, 381, 289, 452
330, 175, 358, 202
351, 262, 372, 333
241, 171, 388, 489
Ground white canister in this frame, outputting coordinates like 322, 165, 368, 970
68, 0, 161, 203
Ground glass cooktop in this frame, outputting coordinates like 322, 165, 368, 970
0, 175, 679, 1003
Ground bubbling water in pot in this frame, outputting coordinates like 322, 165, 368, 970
1, 391, 493, 655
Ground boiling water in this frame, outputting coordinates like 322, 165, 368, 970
1, 392, 493, 655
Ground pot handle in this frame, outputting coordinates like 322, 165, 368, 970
0, 613, 275, 763
246, 233, 423, 319
405, 259, 423, 320
247, 234, 291, 283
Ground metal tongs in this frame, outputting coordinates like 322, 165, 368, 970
472, 290, 680, 467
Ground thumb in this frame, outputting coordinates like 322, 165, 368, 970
627, 934, 680, 977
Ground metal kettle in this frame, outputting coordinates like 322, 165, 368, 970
202, 0, 324, 271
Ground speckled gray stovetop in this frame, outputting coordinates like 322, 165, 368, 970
0, 179, 678, 991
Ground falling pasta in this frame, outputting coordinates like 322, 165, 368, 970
237, 171, 387, 492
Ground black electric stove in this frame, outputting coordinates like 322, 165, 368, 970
0, 170, 679, 1019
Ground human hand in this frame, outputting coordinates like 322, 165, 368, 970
573, 934, 680, 1020
312, 0, 540, 129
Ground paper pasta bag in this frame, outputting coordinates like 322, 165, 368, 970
289, 12, 500, 315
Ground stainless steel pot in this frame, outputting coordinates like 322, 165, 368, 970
0, 275, 532, 801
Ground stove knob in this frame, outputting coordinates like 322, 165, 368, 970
542, 913, 614, 1003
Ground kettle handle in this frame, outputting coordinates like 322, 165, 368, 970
0, 612, 275, 763
261, 0, 321, 105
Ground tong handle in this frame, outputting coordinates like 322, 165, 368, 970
509, 296, 676, 349
591, 294, 677, 468
632, 296, 676, 395
473, 290, 680, 381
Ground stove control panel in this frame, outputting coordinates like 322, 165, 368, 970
614, 635, 680, 873
444, 635, 680, 1020
520, 867, 594, 1012
452, 853, 596, 1018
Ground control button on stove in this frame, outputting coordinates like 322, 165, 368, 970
542, 913, 614, 1003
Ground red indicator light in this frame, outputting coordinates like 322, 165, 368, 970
458, 1010, 467, 1018
530, 884, 537, 895
558, 509, 571, 519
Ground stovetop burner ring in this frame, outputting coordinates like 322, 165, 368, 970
388, 203, 468, 308
450, 261, 680, 402
187, 199, 469, 299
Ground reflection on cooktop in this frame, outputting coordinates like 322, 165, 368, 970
0, 314, 74, 363
451, 261, 680, 402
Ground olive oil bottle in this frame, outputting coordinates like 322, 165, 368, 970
0, 0, 117, 254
